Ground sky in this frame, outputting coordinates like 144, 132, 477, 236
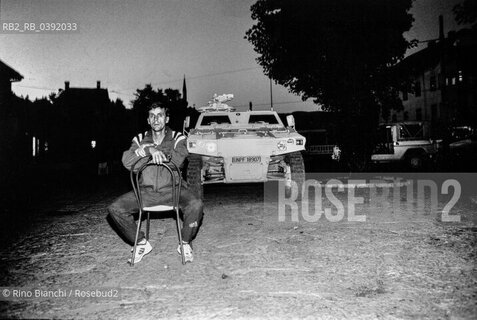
0, 0, 471, 113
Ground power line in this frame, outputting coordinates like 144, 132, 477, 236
13, 84, 58, 91
113, 66, 262, 93
12, 66, 263, 96
186, 66, 261, 81
12, 83, 311, 110
235, 100, 306, 108
110, 90, 307, 108
11, 82, 311, 108
110, 90, 133, 96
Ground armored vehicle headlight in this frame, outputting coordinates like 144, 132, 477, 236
296, 139, 304, 145
189, 141, 197, 148
206, 142, 217, 153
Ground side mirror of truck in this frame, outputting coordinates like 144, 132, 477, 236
286, 115, 295, 129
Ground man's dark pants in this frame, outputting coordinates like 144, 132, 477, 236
108, 185, 203, 244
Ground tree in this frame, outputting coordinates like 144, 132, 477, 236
130, 85, 188, 133
246, 0, 415, 168
453, 0, 477, 25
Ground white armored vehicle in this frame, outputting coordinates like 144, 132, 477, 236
185, 94, 306, 197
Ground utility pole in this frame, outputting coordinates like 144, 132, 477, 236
438, 15, 448, 127
269, 77, 274, 111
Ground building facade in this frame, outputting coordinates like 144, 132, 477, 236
391, 26, 477, 136
0, 60, 26, 177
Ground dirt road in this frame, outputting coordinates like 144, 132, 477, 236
0, 178, 476, 319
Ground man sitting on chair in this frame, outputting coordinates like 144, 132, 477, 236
108, 101, 203, 264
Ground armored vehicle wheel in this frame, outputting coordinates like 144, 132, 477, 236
187, 155, 203, 199
285, 151, 305, 198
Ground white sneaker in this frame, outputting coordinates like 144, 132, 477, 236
128, 239, 152, 264
177, 242, 193, 263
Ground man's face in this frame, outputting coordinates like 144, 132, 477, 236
147, 107, 169, 132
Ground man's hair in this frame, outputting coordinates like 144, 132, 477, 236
148, 101, 169, 116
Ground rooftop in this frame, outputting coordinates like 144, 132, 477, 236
0, 59, 23, 82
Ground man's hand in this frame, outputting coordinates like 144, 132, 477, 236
136, 143, 154, 157
149, 147, 168, 164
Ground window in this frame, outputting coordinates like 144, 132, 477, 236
248, 114, 279, 124
431, 104, 437, 121
402, 90, 408, 101
32, 137, 36, 157
404, 111, 409, 121
416, 108, 422, 121
414, 80, 421, 97
430, 75, 436, 91
398, 123, 425, 140
200, 115, 231, 126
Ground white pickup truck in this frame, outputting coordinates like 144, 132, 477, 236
371, 121, 440, 170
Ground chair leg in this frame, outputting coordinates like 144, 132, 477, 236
173, 186, 186, 265
130, 208, 144, 266
146, 211, 150, 241
175, 207, 185, 265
